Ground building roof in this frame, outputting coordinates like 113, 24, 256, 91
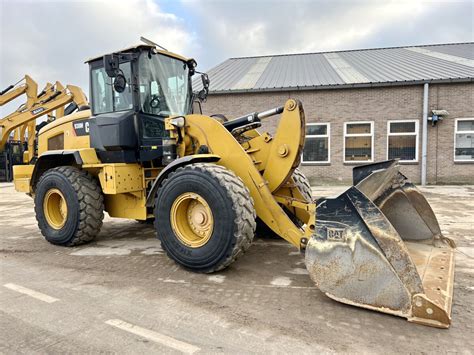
194, 43, 474, 94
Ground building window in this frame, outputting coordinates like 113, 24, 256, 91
302, 123, 330, 163
344, 121, 374, 163
454, 118, 474, 162
387, 120, 419, 162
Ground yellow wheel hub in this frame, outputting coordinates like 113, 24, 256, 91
43, 188, 68, 229
170, 192, 214, 248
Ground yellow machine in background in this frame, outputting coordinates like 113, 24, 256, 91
11, 39, 456, 328
0, 75, 88, 181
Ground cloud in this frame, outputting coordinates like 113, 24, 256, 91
187, 0, 473, 70
1, 0, 472, 108
0, 0, 195, 107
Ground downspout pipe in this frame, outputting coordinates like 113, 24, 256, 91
421, 82, 429, 185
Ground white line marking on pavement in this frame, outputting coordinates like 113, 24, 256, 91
3, 283, 59, 303
150, 277, 316, 289
286, 268, 309, 275
257, 284, 317, 289
207, 275, 226, 283
270, 276, 292, 286
105, 319, 200, 354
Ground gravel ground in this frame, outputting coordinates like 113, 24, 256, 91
0, 183, 473, 354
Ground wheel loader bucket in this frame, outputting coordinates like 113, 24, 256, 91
305, 160, 455, 328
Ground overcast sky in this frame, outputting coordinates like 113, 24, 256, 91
1, 0, 473, 99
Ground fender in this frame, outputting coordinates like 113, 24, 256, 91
145, 154, 220, 208
30, 150, 83, 188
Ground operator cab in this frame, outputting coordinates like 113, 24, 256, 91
86, 44, 208, 164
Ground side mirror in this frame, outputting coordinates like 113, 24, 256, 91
104, 54, 120, 77
197, 73, 210, 101
201, 73, 210, 89
197, 90, 207, 101
187, 59, 197, 76
113, 74, 127, 93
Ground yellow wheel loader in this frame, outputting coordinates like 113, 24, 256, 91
11, 41, 455, 328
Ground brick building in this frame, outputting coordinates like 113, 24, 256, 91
196, 43, 474, 184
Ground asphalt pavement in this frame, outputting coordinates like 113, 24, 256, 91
1, 183, 473, 353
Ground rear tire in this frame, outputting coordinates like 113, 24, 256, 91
291, 168, 313, 202
154, 163, 256, 273
35, 166, 104, 246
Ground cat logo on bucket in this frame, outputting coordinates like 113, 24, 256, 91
327, 227, 346, 241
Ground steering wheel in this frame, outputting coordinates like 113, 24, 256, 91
150, 95, 160, 109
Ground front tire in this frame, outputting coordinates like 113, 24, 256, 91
256, 167, 312, 238
154, 163, 256, 273
35, 166, 104, 246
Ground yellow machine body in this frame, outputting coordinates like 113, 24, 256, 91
10, 41, 456, 328
16, 98, 314, 243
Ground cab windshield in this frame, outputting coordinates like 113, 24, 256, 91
138, 52, 191, 116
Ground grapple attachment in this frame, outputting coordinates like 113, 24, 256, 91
305, 160, 455, 328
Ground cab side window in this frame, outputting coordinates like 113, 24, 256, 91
91, 67, 112, 114
91, 63, 133, 115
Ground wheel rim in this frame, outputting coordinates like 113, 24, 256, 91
170, 192, 214, 248
43, 188, 68, 229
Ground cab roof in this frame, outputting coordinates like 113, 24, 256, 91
85, 44, 191, 63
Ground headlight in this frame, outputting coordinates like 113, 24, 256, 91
170, 116, 185, 128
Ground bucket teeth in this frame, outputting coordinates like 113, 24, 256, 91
305, 160, 455, 328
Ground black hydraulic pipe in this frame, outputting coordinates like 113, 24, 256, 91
223, 112, 259, 132
223, 105, 284, 132
38, 89, 47, 98
42, 90, 62, 104
64, 102, 78, 116
0, 85, 14, 96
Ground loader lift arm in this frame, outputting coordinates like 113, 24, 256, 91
1, 75, 39, 156
1, 78, 88, 158
0, 75, 37, 106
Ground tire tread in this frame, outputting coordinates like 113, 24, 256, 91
35, 166, 104, 246
155, 163, 256, 273
292, 168, 313, 202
